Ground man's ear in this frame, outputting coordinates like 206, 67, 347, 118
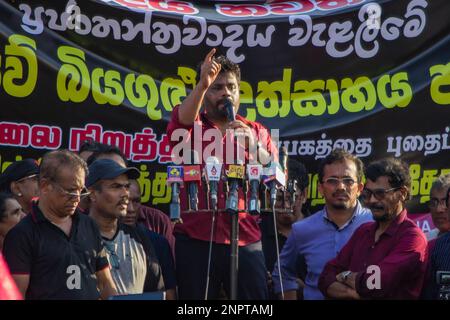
10, 181, 21, 195
318, 183, 324, 198
399, 186, 409, 202
301, 187, 309, 204
38, 179, 51, 196
88, 188, 97, 203
356, 181, 364, 197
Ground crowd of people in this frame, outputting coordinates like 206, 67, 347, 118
1, 50, 449, 300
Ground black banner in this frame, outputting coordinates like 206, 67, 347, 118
0, 0, 449, 214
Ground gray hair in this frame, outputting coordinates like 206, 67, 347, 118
430, 173, 450, 195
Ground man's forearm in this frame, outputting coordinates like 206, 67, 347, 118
96, 269, 118, 300
326, 282, 360, 300
165, 288, 177, 300
178, 83, 207, 126
280, 290, 297, 300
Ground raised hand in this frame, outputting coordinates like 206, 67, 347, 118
198, 48, 221, 89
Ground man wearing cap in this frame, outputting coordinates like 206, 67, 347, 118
0, 159, 39, 214
2, 150, 118, 299
87, 159, 165, 295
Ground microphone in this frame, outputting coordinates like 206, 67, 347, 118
202, 167, 210, 211
167, 165, 184, 223
224, 98, 235, 122
205, 156, 223, 211
279, 146, 288, 177
247, 164, 263, 215
279, 146, 288, 209
183, 150, 201, 211
263, 162, 286, 209
287, 178, 298, 210
225, 162, 245, 214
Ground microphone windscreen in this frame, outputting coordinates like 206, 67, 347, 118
280, 146, 288, 173
224, 98, 235, 122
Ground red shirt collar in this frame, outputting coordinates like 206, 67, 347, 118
370, 208, 408, 237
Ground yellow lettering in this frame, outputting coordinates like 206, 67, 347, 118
430, 63, 450, 105
57, 46, 90, 103
3, 35, 37, 98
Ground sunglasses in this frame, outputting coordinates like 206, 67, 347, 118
360, 187, 400, 201
104, 242, 120, 269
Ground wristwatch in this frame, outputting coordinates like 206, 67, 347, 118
342, 271, 352, 281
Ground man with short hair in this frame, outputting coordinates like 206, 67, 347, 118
427, 174, 450, 240
87, 159, 164, 295
166, 49, 276, 300
422, 186, 450, 300
78, 140, 107, 162
3, 150, 117, 299
0, 159, 39, 214
122, 179, 176, 299
273, 149, 372, 300
318, 158, 428, 299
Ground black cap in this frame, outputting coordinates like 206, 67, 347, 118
0, 159, 39, 192
86, 159, 140, 187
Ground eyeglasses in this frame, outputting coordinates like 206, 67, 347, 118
428, 197, 447, 209
104, 242, 120, 269
323, 177, 356, 187
360, 187, 400, 201
51, 182, 90, 199
16, 174, 38, 183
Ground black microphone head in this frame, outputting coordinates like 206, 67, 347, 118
224, 98, 235, 122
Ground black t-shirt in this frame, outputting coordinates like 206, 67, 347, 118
2, 202, 109, 300
139, 224, 176, 290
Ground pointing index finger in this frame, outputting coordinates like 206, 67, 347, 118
204, 48, 216, 63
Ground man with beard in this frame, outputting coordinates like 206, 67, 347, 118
166, 49, 276, 299
318, 158, 427, 299
87, 159, 164, 295
2, 150, 118, 299
273, 149, 372, 300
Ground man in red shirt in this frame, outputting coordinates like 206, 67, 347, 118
166, 49, 276, 299
318, 158, 427, 299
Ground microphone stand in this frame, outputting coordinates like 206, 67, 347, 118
226, 177, 240, 300
204, 180, 216, 300
230, 210, 239, 300
271, 191, 285, 300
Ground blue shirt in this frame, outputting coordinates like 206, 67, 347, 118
272, 201, 372, 300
